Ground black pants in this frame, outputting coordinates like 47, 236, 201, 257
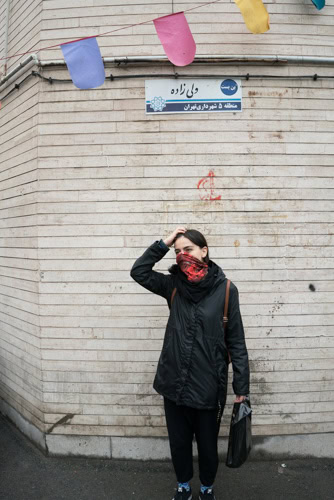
164, 397, 222, 486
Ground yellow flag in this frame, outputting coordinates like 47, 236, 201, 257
234, 0, 270, 34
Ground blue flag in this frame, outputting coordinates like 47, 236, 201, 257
311, 0, 325, 9
61, 37, 105, 89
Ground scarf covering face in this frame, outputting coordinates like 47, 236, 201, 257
175, 257, 220, 304
176, 252, 208, 283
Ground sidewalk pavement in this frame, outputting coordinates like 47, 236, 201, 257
1, 414, 333, 500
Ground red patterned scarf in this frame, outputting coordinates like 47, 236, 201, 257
176, 252, 208, 283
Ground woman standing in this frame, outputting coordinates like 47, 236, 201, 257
130, 227, 250, 500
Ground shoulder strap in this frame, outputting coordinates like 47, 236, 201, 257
223, 279, 232, 364
171, 287, 177, 305
223, 279, 231, 328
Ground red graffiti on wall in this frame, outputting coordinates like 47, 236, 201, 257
197, 170, 221, 201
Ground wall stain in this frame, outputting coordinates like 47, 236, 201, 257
47, 413, 75, 434
269, 300, 284, 319
252, 376, 266, 384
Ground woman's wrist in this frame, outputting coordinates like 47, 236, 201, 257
159, 239, 170, 251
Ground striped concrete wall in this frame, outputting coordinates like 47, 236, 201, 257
0, 0, 333, 452
2, 0, 42, 72
0, 0, 6, 72
37, 63, 334, 439
40, 0, 334, 59
0, 72, 43, 430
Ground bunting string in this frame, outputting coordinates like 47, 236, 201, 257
0, 0, 223, 62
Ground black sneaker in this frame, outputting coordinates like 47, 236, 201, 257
173, 485, 192, 499
199, 488, 216, 499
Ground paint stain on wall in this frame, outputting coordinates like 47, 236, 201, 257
197, 170, 221, 201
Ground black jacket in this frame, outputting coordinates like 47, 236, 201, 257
130, 241, 250, 410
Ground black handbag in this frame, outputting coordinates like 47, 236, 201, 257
226, 397, 252, 468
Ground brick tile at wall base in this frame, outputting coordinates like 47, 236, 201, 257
2, 400, 334, 460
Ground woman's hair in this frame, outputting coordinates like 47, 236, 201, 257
174, 229, 210, 264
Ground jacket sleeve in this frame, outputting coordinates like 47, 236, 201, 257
225, 283, 250, 396
130, 240, 174, 301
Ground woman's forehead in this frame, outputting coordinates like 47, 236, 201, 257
174, 237, 195, 250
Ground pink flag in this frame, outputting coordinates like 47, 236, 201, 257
154, 12, 196, 66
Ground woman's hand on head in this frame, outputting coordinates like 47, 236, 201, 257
163, 227, 187, 247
